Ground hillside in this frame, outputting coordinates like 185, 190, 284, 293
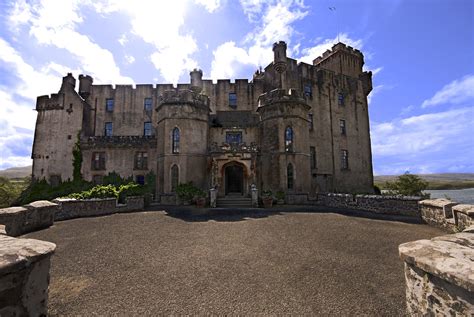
0, 165, 32, 179
375, 173, 474, 190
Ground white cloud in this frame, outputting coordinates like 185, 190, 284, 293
124, 55, 135, 65
372, 107, 474, 157
211, 0, 307, 80
194, 0, 222, 12
367, 84, 384, 105
421, 74, 474, 108
91, 0, 198, 84
8, 0, 132, 85
370, 66, 383, 76
118, 34, 128, 46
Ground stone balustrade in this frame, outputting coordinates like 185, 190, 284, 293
399, 232, 474, 315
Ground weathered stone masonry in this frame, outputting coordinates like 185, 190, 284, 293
31, 41, 375, 201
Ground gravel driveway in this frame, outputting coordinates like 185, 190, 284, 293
24, 209, 443, 315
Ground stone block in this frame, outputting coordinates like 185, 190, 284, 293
399, 233, 474, 315
453, 204, 474, 231
0, 235, 56, 316
0, 201, 57, 236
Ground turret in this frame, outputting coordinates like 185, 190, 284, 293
312, 42, 364, 78
60, 73, 76, 91
190, 68, 203, 92
79, 74, 93, 99
273, 41, 287, 74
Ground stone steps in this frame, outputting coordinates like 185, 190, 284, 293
217, 195, 252, 208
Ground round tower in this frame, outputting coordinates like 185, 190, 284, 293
273, 41, 287, 74
257, 88, 311, 194
79, 74, 93, 99
190, 68, 203, 92
156, 89, 210, 195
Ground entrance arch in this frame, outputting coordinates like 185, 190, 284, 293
224, 163, 244, 195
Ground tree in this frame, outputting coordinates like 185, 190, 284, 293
385, 172, 429, 197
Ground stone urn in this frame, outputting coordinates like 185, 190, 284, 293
262, 196, 273, 208
195, 197, 206, 208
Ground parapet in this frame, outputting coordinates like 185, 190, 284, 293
313, 42, 364, 66
157, 89, 210, 109
36, 93, 64, 111
257, 88, 307, 108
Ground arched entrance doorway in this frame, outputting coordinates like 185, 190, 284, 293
225, 164, 244, 195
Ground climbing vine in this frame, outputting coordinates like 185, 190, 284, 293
72, 132, 83, 181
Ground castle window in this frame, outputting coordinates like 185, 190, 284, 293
226, 132, 242, 144
287, 163, 294, 190
134, 152, 148, 170
338, 93, 345, 106
144, 122, 153, 136
144, 98, 152, 111
308, 113, 314, 130
341, 150, 349, 170
340, 119, 346, 135
310, 146, 316, 169
136, 175, 145, 185
304, 84, 312, 98
171, 164, 179, 192
229, 93, 237, 108
106, 98, 114, 112
92, 152, 106, 170
285, 126, 294, 152
172, 127, 180, 154
92, 175, 103, 185
105, 122, 113, 136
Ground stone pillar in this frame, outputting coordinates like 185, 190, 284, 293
399, 232, 474, 315
0, 235, 56, 316
251, 184, 258, 208
209, 188, 217, 208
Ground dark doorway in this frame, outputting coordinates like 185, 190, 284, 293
225, 164, 244, 195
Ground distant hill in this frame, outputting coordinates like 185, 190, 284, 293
375, 173, 474, 190
0, 165, 32, 179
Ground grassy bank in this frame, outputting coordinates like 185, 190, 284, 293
376, 180, 474, 190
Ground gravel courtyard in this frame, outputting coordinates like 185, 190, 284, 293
25, 209, 443, 316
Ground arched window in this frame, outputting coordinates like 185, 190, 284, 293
171, 164, 179, 192
287, 163, 294, 190
172, 127, 180, 154
285, 126, 293, 152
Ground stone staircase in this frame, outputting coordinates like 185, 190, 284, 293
217, 193, 253, 208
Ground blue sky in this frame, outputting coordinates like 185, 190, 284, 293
0, 0, 473, 175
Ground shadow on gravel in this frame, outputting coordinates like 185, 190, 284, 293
149, 204, 423, 224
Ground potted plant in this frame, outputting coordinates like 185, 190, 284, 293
275, 190, 285, 205
194, 189, 207, 208
261, 190, 273, 208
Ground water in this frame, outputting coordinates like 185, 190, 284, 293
424, 188, 474, 204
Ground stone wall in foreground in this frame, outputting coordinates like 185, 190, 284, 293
419, 199, 474, 232
399, 232, 474, 315
0, 234, 56, 315
0, 201, 58, 236
285, 193, 421, 217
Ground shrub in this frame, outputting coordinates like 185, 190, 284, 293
66, 184, 118, 200
14, 179, 93, 205
275, 190, 285, 201
385, 172, 429, 197
261, 189, 272, 198
175, 182, 205, 204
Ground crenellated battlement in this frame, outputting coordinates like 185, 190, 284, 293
313, 42, 364, 66
36, 93, 65, 111
257, 88, 307, 108
158, 89, 210, 108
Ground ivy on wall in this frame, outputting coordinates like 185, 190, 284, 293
72, 132, 83, 181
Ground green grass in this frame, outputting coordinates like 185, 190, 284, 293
376, 180, 474, 190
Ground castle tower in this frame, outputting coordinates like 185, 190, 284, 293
155, 89, 210, 196
78, 74, 93, 100
190, 68, 203, 93
257, 88, 311, 194
273, 41, 287, 89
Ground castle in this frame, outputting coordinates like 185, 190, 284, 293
31, 41, 374, 202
